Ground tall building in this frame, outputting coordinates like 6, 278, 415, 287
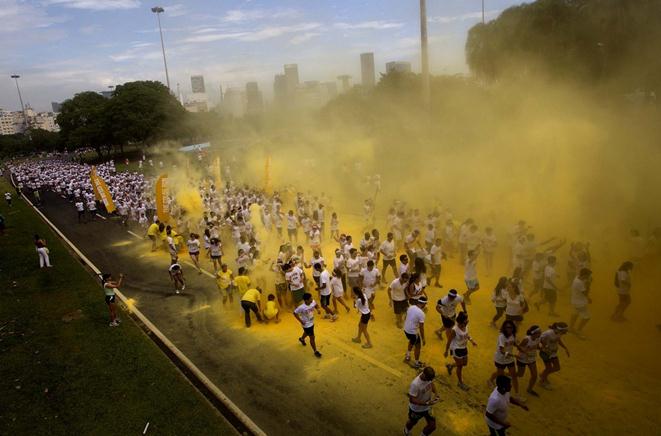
284, 64, 299, 97
51, 102, 62, 113
0, 109, 24, 135
245, 82, 263, 115
191, 75, 206, 93
222, 87, 245, 118
337, 75, 352, 93
0, 107, 59, 135
360, 53, 376, 89
386, 61, 412, 74
273, 74, 287, 107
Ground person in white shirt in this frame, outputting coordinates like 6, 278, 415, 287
505, 281, 527, 327
463, 249, 480, 304
485, 375, 529, 436
429, 238, 444, 288
380, 232, 397, 282
285, 262, 306, 304
186, 233, 202, 273
286, 210, 298, 243
388, 273, 410, 328
539, 322, 570, 390
435, 289, 466, 341
488, 320, 520, 397
351, 288, 373, 348
309, 251, 325, 287
75, 199, 85, 223
403, 296, 428, 369
569, 268, 592, 339
346, 248, 361, 289
535, 256, 559, 316
330, 268, 350, 313
314, 263, 337, 321
443, 311, 477, 391
516, 325, 543, 397
490, 277, 509, 329
360, 260, 381, 314
612, 261, 634, 322
399, 254, 410, 277
293, 293, 322, 358
404, 367, 439, 436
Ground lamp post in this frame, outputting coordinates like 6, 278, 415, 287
151, 6, 171, 90
10, 74, 28, 130
419, 0, 430, 110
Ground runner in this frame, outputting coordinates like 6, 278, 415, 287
216, 263, 234, 305
285, 261, 306, 305
330, 267, 350, 313
360, 259, 381, 315
612, 261, 634, 321
505, 281, 527, 327
351, 287, 373, 348
444, 311, 477, 390
404, 366, 439, 436
429, 238, 444, 288
488, 320, 520, 397
485, 375, 529, 436
186, 233, 202, 273
403, 296, 428, 369
569, 268, 593, 339
388, 273, 409, 328
209, 237, 223, 273
34, 234, 52, 268
380, 232, 397, 282
535, 255, 559, 316
516, 325, 542, 397
463, 249, 480, 304
293, 293, 322, 358
102, 272, 124, 327
168, 261, 185, 294
539, 322, 570, 390
240, 287, 263, 327
435, 289, 466, 341
314, 263, 337, 321
490, 277, 509, 329
287, 210, 298, 243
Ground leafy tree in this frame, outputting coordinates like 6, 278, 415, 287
56, 91, 110, 157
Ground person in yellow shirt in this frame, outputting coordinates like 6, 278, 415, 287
263, 294, 280, 323
146, 221, 160, 251
241, 287, 263, 327
216, 264, 234, 305
234, 267, 251, 295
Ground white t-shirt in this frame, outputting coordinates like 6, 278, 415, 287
75, 201, 84, 211
187, 239, 200, 253
286, 266, 304, 291
482, 233, 497, 253
571, 277, 589, 306
380, 240, 396, 260
408, 374, 434, 413
310, 257, 325, 277
494, 333, 516, 364
319, 270, 331, 296
294, 301, 316, 328
505, 294, 525, 316
616, 270, 631, 295
485, 388, 510, 430
287, 215, 297, 229
430, 244, 442, 265
355, 294, 370, 315
361, 267, 380, 290
399, 262, 409, 277
347, 257, 361, 277
404, 305, 425, 335
330, 276, 344, 297
437, 295, 463, 319
450, 325, 469, 351
464, 258, 477, 281
543, 265, 557, 290
389, 278, 407, 302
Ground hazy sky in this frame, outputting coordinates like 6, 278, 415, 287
0, 0, 524, 111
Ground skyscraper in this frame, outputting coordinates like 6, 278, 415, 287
284, 64, 299, 97
191, 75, 206, 93
274, 74, 287, 107
245, 82, 263, 115
360, 53, 375, 89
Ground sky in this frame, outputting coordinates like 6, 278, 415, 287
0, 0, 525, 111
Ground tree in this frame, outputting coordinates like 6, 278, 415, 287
105, 81, 186, 151
56, 91, 110, 157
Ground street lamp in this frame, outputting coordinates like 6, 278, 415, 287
151, 6, 171, 90
10, 74, 28, 129
419, 0, 430, 109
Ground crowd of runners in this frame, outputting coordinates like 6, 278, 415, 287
5, 155, 659, 435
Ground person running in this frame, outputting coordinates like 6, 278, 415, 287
388, 273, 410, 328
102, 272, 124, 327
315, 263, 337, 321
490, 277, 509, 329
351, 287, 373, 348
240, 287, 263, 327
569, 268, 592, 339
380, 232, 397, 281
399, 254, 410, 277
539, 322, 570, 390
444, 311, 477, 390
404, 366, 439, 436
286, 210, 298, 243
463, 249, 480, 304
485, 375, 529, 436
216, 263, 234, 305
435, 289, 466, 341
293, 293, 322, 358
612, 261, 634, 322
516, 325, 542, 397
505, 281, 527, 327
360, 260, 381, 315
34, 234, 52, 268
187, 233, 202, 273
330, 267, 350, 313
429, 238, 444, 288
346, 248, 362, 290
489, 320, 520, 397
404, 296, 428, 368
168, 261, 185, 294
209, 237, 223, 273
535, 256, 559, 316
263, 294, 280, 323
285, 262, 306, 305
75, 198, 85, 223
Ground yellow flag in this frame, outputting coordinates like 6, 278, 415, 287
155, 174, 170, 223
264, 155, 272, 195
90, 166, 116, 213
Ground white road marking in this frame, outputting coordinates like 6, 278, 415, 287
127, 230, 142, 239
95, 213, 106, 220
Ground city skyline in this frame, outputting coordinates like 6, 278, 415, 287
1, 0, 517, 111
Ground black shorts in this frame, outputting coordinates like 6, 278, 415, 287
517, 360, 536, 370
360, 312, 371, 324
303, 325, 315, 337
408, 407, 434, 424
441, 315, 456, 329
393, 299, 408, 314
211, 255, 221, 260
495, 361, 516, 370
505, 314, 523, 323
105, 295, 116, 304
452, 348, 468, 359
405, 332, 421, 346
320, 294, 331, 306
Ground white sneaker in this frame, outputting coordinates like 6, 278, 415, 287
175, 290, 180, 294
181, 284, 186, 291
109, 321, 119, 327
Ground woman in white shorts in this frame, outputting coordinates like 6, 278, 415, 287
517, 325, 542, 397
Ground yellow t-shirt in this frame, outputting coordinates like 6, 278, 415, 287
147, 223, 159, 236
241, 288, 261, 304
216, 269, 233, 290
234, 275, 251, 294
264, 301, 278, 319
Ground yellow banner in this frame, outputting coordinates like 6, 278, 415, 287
90, 166, 116, 213
155, 174, 169, 223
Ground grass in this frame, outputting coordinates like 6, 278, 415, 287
0, 179, 235, 435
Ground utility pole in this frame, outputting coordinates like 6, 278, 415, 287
10, 74, 28, 129
151, 6, 171, 90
